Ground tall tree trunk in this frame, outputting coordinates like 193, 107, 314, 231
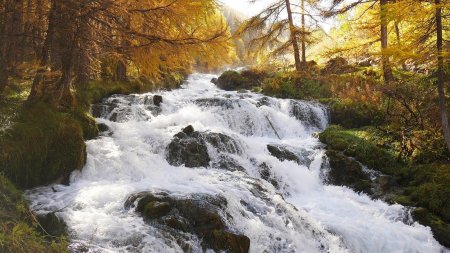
394, 21, 407, 70
75, 14, 92, 87
301, 0, 306, 64
435, 0, 450, 153
285, 0, 302, 72
115, 60, 127, 82
0, 0, 8, 93
8, 0, 24, 75
380, 0, 394, 83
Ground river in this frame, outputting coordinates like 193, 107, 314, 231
26, 73, 445, 253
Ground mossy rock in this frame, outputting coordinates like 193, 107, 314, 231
215, 71, 255, 91
0, 103, 87, 188
319, 125, 401, 175
325, 150, 372, 193
126, 192, 250, 253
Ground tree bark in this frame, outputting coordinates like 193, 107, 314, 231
115, 60, 127, 82
0, 0, 8, 93
380, 0, 394, 83
394, 21, 407, 70
435, 0, 450, 153
301, 0, 306, 64
285, 0, 302, 72
75, 14, 92, 87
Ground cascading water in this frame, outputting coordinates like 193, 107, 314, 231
26, 73, 446, 253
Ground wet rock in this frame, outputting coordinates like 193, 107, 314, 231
153, 95, 163, 106
212, 154, 245, 172
259, 163, 280, 189
97, 123, 110, 133
325, 150, 372, 194
289, 100, 325, 129
182, 125, 195, 135
166, 131, 210, 168
205, 230, 251, 253
215, 70, 253, 91
125, 192, 250, 253
35, 212, 67, 237
211, 78, 218, 84
267, 145, 300, 164
91, 104, 115, 118
256, 97, 271, 107
167, 128, 241, 168
202, 132, 241, 154
194, 98, 236, 109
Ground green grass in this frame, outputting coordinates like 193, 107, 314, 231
0, 174, 67, 253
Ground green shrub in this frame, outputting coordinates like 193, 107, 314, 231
262, 71, 331, 99
326, 99, 384, 128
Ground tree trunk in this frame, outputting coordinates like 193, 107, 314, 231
75, 14, 92, 87
115, 60, 127, 82
394, 22, 407, 70
301, 0, 306, 64
435, 0, 450, 153
285, 0, 302, 72
0, 0, 8, 93
380, 0, 394, 83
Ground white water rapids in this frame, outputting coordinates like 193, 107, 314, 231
26, 73, 446, 253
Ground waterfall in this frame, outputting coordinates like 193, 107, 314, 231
26, 73, 445, 253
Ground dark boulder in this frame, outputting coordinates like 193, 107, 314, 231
212, 154, 245, 172
215, 71, 252, 91
97, 123, 110, 133
167, 128, 241, 168
211, 78, 218, 84
125, 192, 250, 253
91, 104, 115, 118
153, 95, 163, 106
182, 125, 195, 135
267, 145, 300, 164
35, 212, 67, 237
202, 132, 241, 155
259, 163, 280, 189
325, 150, 372, 193
166, 131, 210, 168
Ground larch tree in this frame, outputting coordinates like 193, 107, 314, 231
236, 0, 319, 71
327, 0, 395, 83
23, 0, 233, 106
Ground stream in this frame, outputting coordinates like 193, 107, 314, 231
26, 73, 446, 253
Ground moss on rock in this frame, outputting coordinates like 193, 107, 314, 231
319, 125, 401, 175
